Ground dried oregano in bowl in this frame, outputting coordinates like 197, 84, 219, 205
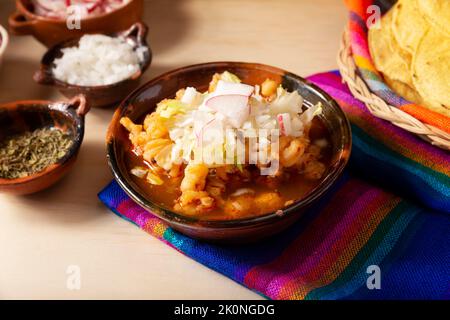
0, 127, 73, 179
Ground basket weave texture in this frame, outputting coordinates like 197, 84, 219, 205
337, 28, 450, 151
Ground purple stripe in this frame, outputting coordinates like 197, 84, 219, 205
266, 188, 384, 298
117, 198, 152, 228
307, 74, 450, 165
245, 180, 372, 296
349, 11, 367, 32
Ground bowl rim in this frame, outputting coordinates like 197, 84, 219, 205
107, 61, 352, 229
0, 24, 9, 57
34, 22, 151, 90
16, 0, 140, 23
0, 98, 87, 186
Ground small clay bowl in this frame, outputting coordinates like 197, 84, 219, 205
0, 95, 89, 195
33, 22, 151, 108
106, 62, 352, 243
9, 0, 144, 47
0, 24, 9, 68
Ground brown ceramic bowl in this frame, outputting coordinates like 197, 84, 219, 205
0, 95, 89, 195
106, 62, 352, 243
8, 0, 144, 47
33, 22, 151, 108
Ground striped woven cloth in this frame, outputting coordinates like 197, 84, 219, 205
99, 71, 450, 300
345, 0, 450, 133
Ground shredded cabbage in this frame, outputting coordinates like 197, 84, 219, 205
300, 102, 323, 124
220, 71, 241, 83
270, 87, 303, 115
155, 73, 322, 169
156, 99, 189, 118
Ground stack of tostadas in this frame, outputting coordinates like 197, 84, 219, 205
368, 0, 450, 117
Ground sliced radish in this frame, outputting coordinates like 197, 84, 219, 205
193, 112, 214, 142
33, 0, 128, 18
202, 118, 224, 145
277, 113, 292, 136
36, 0, 66, 12
206, 94, 249, 128
87, 2, 101, 13
214, 80, 254, 96
196, 118, 214, 144
195, 117, 225, 147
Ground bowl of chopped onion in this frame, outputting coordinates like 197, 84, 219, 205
8, 0, 143, 47
33, 22, 151, 108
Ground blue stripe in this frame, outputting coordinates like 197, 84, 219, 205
350, 125, 450, 213
351, 209, 450, 299
319, 203, 418, 299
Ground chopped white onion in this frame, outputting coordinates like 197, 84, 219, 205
181, 87, 198, 105
231, 188, 255, 197
130, 166, 147, 178
52, 34, 147, 86
213, 80, 254, 97
206, 94, 250, 128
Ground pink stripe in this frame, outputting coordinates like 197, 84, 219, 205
244, 179, 372, 296
307, 79, 450, 167
350, 32, 371, 59
117, 198, 151, 228
268, 188, 385, 299
308, 73, 348, 92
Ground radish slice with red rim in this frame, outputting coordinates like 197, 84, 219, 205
277, 113, 292, 136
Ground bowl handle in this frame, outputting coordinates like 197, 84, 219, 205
33, 69, 55, 86
8, 12, 35, 35
121, 22, 148, 46
68, 95, 90, 117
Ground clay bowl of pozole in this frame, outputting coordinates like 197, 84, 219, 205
107, 62, 351, 243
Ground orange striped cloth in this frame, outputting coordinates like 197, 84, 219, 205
344, 0, 450, 133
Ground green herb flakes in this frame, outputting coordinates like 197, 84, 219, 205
0, 128, 73, 179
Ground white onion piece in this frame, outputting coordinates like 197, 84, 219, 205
130, 166, 148, 178
181, 87, 198, 105
231, 188, 255, 197
290, 116, 304, 137
300, 102, 322, 125
206, 94, 249, 128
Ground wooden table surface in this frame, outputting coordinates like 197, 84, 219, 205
0, 0, 347, 299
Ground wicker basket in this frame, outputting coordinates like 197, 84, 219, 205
337, 28, 450, 151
